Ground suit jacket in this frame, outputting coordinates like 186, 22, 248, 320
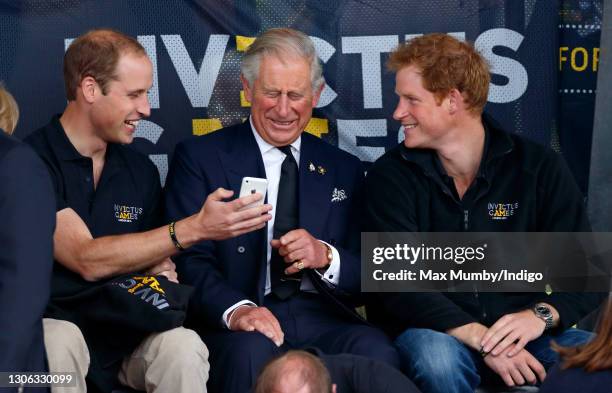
306, 348, 421, 393
164, 121, 365, 328
0, 132, 54, 389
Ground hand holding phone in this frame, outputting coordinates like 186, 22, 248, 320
239, 177, 268, 209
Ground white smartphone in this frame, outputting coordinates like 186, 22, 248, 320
238, 177, 268, 208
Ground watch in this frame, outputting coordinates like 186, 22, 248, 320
316, 243, 334, 274
532, 303, 554, 330
323, 243, 333, 265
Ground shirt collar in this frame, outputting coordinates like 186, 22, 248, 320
399, 113, 514, 181
249, 116, 301, 157
47, 114, 122, 166
47, 114, 86, 161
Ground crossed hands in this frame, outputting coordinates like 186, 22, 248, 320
484, 343, 546, 387
450, 310, 550, 388
480, 309, 550, 386
481, 309, 547, 357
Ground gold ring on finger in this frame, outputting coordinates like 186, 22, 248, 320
296, 261, 305, 271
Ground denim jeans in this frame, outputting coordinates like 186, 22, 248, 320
394, 327, 592, 393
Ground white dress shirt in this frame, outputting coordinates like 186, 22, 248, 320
221, 119, 341, 328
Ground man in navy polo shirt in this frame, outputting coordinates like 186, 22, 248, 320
25, 29, 271, 393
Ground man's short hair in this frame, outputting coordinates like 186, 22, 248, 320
241, 28, 325, 92
63, 29, 146, 101
0, 82, 19, 134
254, 350, 333, 393
387, 33, 490, 115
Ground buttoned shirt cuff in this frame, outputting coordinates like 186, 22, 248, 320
222, 300, 257, 329
314, 240, 340, 286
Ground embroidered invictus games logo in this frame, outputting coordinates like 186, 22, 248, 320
114, 276, 170, 310
488, 202, 519, 220
114, 204, 143, 223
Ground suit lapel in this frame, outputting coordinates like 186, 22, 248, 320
299, 136, 365, 323
217, 122, 268, 302
217, 122, 266, 194
299, 134, 333, 239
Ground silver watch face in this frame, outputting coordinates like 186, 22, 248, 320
536, 304, 552, 317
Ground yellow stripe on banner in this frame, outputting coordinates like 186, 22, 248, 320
236, 36, 256, 52
192, 118, 223, 136
305, 118, 329, 138
240, 91, 251, 107
236, 36, 255, 106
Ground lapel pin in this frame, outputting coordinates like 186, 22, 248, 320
317, 165, 326, 175
308, 162, 316, 172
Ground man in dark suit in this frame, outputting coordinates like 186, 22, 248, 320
165, 28, 399, 393
0, 131, 55, 393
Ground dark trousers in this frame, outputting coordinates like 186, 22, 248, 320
203, 292, 399, 393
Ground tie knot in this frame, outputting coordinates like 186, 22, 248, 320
278, 145, 293, 156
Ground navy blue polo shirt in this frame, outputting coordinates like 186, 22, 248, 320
25, 115, 163, 299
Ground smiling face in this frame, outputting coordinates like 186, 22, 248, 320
89, 53, 152, 144
393, 65, 454, 150
242, 54, 322, 147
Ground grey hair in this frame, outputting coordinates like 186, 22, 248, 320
241, 28, 325, 92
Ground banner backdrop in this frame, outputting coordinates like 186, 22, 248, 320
589, 0, 611, 231
558, 0, 603, 195
0, 0, 588, 189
